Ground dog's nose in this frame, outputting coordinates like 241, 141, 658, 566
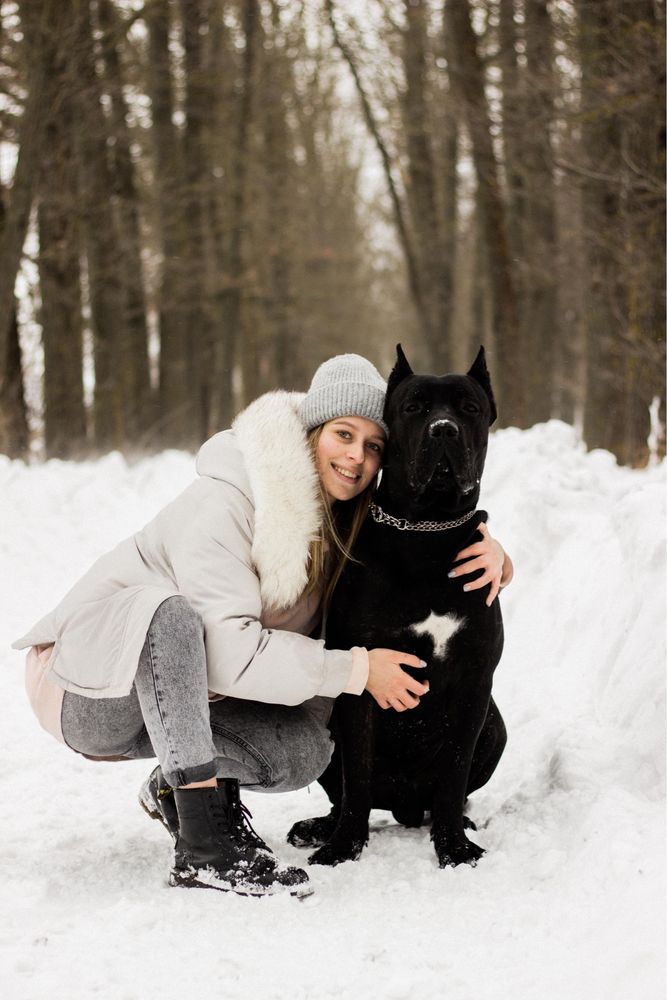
429, 418, 459, 439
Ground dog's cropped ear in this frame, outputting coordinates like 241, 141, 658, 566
386, 344, 414, 402
467, 346, 498, 424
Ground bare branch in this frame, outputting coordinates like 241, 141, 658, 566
324, 0, 424, 324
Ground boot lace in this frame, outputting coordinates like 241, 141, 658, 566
212, 796, 270, 852
233, 801, 270, 851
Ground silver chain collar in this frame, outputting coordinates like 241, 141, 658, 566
369, 502, 478, 532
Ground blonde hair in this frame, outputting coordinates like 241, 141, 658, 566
305, 425, 380, 611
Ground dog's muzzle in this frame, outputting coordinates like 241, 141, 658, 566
411, 417, 478, 496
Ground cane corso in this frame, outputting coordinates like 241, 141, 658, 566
288, 345, 506, 868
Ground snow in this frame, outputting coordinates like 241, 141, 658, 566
1, 421, 665, 1000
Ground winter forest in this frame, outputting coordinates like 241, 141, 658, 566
0, 0, 664, 464
1, 4, 665, 998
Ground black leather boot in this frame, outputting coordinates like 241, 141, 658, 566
170, 780, 313, 897
138, 766, 179, 841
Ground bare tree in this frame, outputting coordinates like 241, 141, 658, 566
0, 180, 29, 457
97, 0, 152, 446
401, 0, 454, 369
522, 0, 559, 421
212, 0, 258, 428
3, 0, 662, 465
146, 0, 193, 447
578, 0, 665, 463
444, 0, 524, 426
0, 1, 64, 409
73, 0, 128, 451
0, 15, 28, 457
36, 24, 87, 459
325, 0, 426, 346
260, 0, 296, 389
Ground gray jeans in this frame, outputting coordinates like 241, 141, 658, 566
61, 597, 334, 789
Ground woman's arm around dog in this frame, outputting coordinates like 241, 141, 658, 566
449, 522, 513, 606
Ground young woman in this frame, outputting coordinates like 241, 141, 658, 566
13, 354, 512, 898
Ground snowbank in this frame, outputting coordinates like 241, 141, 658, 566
1, 422, 664, 1000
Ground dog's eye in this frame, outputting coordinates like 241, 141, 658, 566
462, 402, 480, 414
404, 402, 422, 414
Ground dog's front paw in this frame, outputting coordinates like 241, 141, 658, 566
287, 812, 337, 849
308, 829, 368, 867
432, 831, 485, 868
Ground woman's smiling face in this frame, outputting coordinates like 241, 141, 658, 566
315, 416, 386, 502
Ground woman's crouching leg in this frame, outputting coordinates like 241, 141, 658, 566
208, 697, 334, 793
133, 596, 217, 787
61, 597, 217, 787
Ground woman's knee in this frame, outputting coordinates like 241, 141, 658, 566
148, 596, 204, 648
61, 689, 144, 758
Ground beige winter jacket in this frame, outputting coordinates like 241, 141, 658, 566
13, 391, 367, 713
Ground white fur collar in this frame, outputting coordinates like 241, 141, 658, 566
232, 391, 322, 610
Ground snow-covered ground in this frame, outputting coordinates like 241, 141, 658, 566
1, 421, 665, 1000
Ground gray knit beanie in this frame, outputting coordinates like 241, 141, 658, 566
298, 354, 388, 436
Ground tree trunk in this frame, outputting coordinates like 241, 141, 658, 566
203, 0, 240, 409
617, 1, 666, 463
439, 103, 458, 359
402, 0, 453, 371
146, 0, 194, 447
522, 0, 559, 423
0, 168, 29, 457
444, 0, 524, 426
73, 0, 127, 451
180, 0, 216, 439
38, 89, 87, 459
211, 0, 257, 429
578, 0, 628, 458
262, 2, 296, 389
326, 0, 427, 342
498, 0, 525, 265
0, 1, 67, 401
97, 0, 152, 446
20, 0, 87, 458
0, 300, 29, 458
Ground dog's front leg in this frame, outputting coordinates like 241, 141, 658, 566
308, 693, 374, 867
430, 685, 492, 868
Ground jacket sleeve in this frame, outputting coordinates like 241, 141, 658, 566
167, 490, 357, 706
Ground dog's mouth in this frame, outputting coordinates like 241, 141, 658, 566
430, 459, 451, 488
411, 447, 478, 497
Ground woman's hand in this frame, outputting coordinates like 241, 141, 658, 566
366, 649, 429, 711
449, 522, 514, 607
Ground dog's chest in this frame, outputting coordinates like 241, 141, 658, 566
408, 610, 464, 659
327, 527, 477, 669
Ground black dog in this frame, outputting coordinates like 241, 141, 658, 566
288, 345, 506, 868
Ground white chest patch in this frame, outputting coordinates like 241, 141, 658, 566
409, 612, 464, 660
